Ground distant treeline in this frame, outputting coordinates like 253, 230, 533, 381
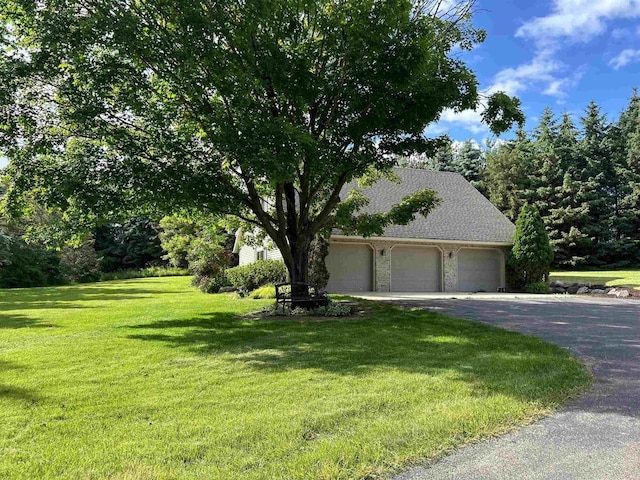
401, 91, 640, 269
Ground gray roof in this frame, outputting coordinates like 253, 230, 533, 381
336, 168, 515, 244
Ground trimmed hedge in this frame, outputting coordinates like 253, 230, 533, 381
226, 260, 287, 292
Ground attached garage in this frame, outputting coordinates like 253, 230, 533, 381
457, 248, 502, 292
326, 243, 373, 292
390, 246, 441, 292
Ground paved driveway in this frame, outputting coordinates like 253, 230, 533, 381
356, 295, 640, 479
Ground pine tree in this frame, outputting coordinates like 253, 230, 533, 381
507, 204, 554, 289
530, 108, 563, 229
578, 101, 616, 264
452, 140, 484, 189
610, 90, 640, 264
483, 127, 534, 221
548, 113, 591, 266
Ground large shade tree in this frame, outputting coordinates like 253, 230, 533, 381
0, 0, 523, 287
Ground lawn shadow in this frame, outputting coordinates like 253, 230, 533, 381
0, 281, 183, 312
0, 360, 40, 404
0, 313, 56, 329
126, 304, 587, 404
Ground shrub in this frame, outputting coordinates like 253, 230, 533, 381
100, 266, 189, 281
192, 275, 227, 294
525, 282, 549, 294
0, 239, 66, 288
312, 302, 352, 317
226, 260, 287, 292
60, 240, 100, 283
188, 233, 234, 293
507, 204, 554, 290
249, 284, 276, 299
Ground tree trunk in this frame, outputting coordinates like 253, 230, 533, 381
288, 238, 311, 308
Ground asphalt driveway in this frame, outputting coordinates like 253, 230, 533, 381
361, 295, 640, 479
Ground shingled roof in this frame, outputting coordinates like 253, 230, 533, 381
337, 168, 515, 244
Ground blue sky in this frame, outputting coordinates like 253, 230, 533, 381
435, 0, 640, 145
2, 0, 639, 168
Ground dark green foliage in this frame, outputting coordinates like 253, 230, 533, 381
525, 282, 550, 294
484, 93, 640, 268
59, 240, 101, 283
0, 238, 65, 288
0, 227, 11, 266
508, 204, 554, 290
226, 260, 288, 293
94, 218, 166, 273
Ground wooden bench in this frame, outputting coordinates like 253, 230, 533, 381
275, 282, 329, 312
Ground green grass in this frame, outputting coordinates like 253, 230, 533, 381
0, 277, 589, 480
550, 269, 640, 288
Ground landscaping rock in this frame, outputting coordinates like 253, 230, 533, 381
591, 289, 606, 295
592, 285, 607, 291
576, 286, 590, 295
617, 290, 630, 298
219, 286, 237, 293
607, 288, 618, 296
550, 287, 567, 294
567, 285, 581, 294
550, 281, 565, 288
604, 288, 613, 294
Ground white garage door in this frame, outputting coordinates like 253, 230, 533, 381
391, 246, 441, 292
325, 243, 373, 292
458, 249, 502, 292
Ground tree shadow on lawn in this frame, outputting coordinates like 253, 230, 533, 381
0, 313, 56, 329
126, 304, 587, 403
0, 285, 181, 312
0, 360, 40, 404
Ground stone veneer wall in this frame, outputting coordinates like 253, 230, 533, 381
331, 238, 508, 292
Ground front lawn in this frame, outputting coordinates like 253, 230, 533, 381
550, 270, 640, 288
0, 277, 589, 479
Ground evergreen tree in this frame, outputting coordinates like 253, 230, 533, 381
579, 101, 616, 264
610, 90, 640, 264
530, 108, 562, 222
507, 204, 554, 289
452, 140, 484, 189
483, 127, 534, 221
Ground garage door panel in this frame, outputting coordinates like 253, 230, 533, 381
458, 249, 501, 292
391, 246, 441, 292
326, 244, 372, 292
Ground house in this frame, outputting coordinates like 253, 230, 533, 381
238, 168, 516, 293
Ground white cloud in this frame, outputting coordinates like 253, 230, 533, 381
610, 48, 640, 68
438, 108, 487, 135
516, 0, 640, 45
488, 52, 562, 97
